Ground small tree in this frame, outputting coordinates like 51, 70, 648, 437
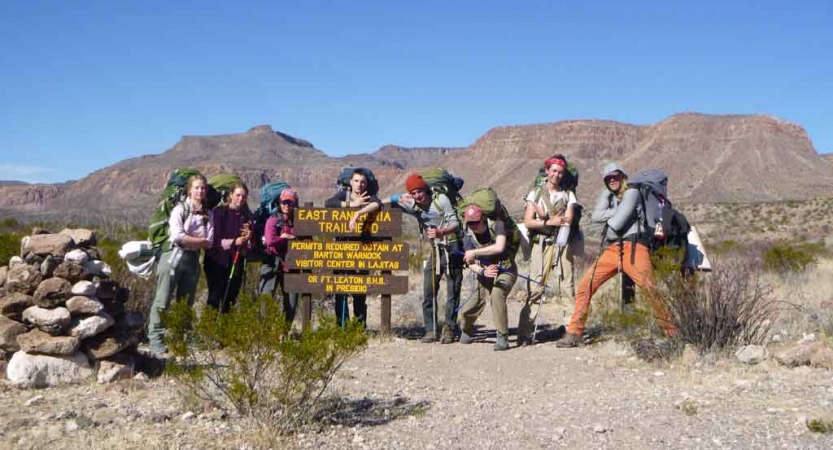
164, 293, 368, 433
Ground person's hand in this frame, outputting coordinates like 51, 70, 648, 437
234, 236, 247, 246
279, 233, 295, 240
399, 193, 413, 204
348, 216, 359, 232
484, 264, 500, 278
464, 249, 478, 264
350, 192, 370, 207
427, 227, 442, 239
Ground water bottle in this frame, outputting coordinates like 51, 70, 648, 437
654, 220, 666, 241
556, 225, 571, 247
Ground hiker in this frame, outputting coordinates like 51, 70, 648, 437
459, 204, 517, 351
325, 168, 383, 328
590, 162, 636, 308
148, 174, 214, 356
557, 167, 677, 348
518, 154, 578, 345
204, 181, 253, 313
258, 188, 300, 324
389, 173, 463, 344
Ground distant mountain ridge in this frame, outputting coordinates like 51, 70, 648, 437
1, 114, 831, 219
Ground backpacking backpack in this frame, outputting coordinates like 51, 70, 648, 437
457, 187, 521, 263
628, 169, 691, 266
528, 163, 582, 244
336, 167, 379, 196
420, 167, 464, 205
147, 168, 203, 253
206, 173, 244, 210
248, 180, 291, 263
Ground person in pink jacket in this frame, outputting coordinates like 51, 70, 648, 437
257, 188, 299, 324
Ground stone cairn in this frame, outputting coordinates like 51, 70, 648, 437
0, 228, 144, 388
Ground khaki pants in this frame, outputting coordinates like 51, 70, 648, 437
518, 240, 575, 339
568, 242, 676, 337
459, 270, 517, 336
148, 249, 201, 350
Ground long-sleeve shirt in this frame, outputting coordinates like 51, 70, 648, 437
264, 214, 295, 271
168, 202, 214, 250
396, 193, 460, 242
605, 189, 647, 242
590, 189, 620, 235
206, 205, 252, 268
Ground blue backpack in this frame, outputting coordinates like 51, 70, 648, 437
248, 181, 290, 263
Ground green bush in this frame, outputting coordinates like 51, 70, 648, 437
164, 293, 368, 433
0, 232, 24, 267
763, 242, 819, 273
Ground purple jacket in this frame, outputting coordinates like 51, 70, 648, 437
264, 214, 295, 271
206, 205, 252, 268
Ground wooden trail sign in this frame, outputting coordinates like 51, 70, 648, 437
286, 240, 409, 271
284, 273, 409, 296
293, 207, 403, 238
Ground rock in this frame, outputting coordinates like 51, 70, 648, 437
0, 266, 7, 287
33, 277, 72, 308
23, 252, 44, 266
95, 280, 119, 300
17, 329, 80, 355
24, 395, 45, 406
180, 411, 196, 422
774, 342, 824, 367
23, 233, 74, 258
133, 372, 149, 382
735, 345, 768, 365
5, 265, 43, 295
0, 292, 35, 320
0, 315, 27, 352
6, 350, 93, 388
53, 262, 87, 283
85, 247, 101, 260
810, 346, 833, 370
593, 424, 607, 433
84, 260, 111, 278
70, 280, 96, 297
64, 249, 90, 265
39, 255, 61, 278
83, 329, 138, 360
798, 333, 817, 344
8, 256, 25, 269
22, 306, 71, 334
65, 419, 79, 433
59, 229, 96, 248
70, 313, 115, 340
66, 296, 104, 315
97, 352, 135, 384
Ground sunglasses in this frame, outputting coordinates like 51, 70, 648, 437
604, 175, 622, 183
281, 200, 295, 205
466, 221, 482, 227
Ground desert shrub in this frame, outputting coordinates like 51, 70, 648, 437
763, 242, 819, 273
165, 293, 368, 433
656, 259, 776, 354
0, 232, 24, 267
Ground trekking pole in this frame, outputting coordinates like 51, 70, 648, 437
219, 250, 241, 315
617, 239, 624, 313
454, 271, 479, 313
451, 250, 549, 288
431, 238, 438, 338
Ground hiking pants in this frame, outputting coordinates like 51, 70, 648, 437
148, 249, 200, 350
258, 259, 300, 324
518, 240, 575, 339
568, 242, 676, 337
459, 270, 516, 336
422, 241, 464, 334
204, 256, 244, 313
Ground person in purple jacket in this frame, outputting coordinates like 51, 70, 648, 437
204, 182, 253, 313
258, 187, 300, 324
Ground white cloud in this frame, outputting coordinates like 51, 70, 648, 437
0, 164, 57, 183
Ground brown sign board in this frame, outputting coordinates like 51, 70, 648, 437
283, 273, 409, 295
293, 208, 403, 238
286, 240, 409, 271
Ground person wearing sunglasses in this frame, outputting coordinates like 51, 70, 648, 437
259, 188, 300, 324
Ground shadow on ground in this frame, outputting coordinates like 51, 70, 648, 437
314, 395, 431, 427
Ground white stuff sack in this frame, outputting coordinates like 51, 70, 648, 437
119, 240, 156, 279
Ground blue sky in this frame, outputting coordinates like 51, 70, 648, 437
1, 0, 830, 183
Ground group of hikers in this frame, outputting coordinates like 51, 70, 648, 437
143, 156, 684, 356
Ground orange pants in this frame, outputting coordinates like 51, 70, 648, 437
567, 242, 676, 337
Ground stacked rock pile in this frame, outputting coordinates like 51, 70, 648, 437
0, 228, 144, 388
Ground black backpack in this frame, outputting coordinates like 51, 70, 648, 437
336, 167, 379, 196
628, 169, 691, 267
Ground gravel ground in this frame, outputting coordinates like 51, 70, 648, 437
2, 298, 832, 450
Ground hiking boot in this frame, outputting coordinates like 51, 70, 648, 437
494, 333, 510, 351
420, 332, 437, 344
517, 335, 532, 347
440, 324, 454, 344
459, 331, 473, 345
555, 332, 582, 348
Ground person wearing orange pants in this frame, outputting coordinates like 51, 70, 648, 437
557, 164, 676, 347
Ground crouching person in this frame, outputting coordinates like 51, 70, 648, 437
459, 205, 516, 351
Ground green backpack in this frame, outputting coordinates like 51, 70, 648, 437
206, 173, 244, 210
457, 187, 521, 263
420, 167, 464, 205
531, 162, 580, 195
148, 168, 203, 253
